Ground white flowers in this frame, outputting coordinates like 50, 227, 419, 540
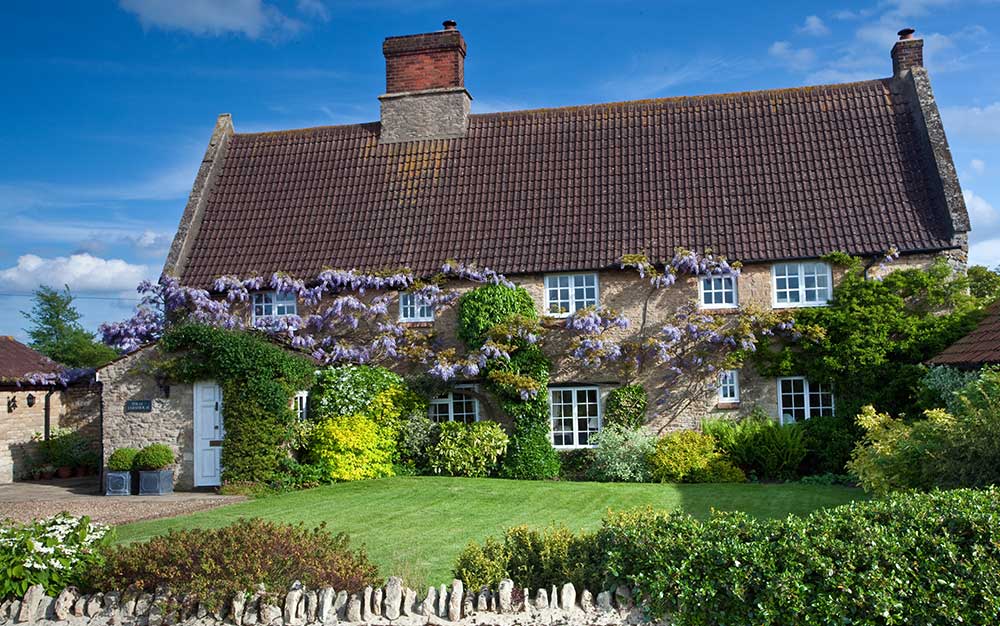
1, 513, 110, 574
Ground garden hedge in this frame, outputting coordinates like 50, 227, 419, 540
456, 488, 1000, 625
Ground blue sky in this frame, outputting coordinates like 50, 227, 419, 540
1, 0, 999, 341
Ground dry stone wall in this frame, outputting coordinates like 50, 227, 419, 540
3, 580, 658, 626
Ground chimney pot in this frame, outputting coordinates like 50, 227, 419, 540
898, 27, 915, 40
443, 19, 457, 30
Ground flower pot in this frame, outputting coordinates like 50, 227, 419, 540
56, 466, 73, 479
138, 469, 174, 495
105, 470, 133, 496
40, 470, 54, 480
73, 466, 87, 478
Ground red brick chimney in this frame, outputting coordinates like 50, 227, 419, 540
891, 28, 923, 77
378, 21, 472, 144
383, 20, 466, 93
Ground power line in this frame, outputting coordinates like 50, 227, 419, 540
0, 292, 140, 302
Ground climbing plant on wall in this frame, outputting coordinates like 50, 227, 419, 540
457, 285, 560, 480
158, 324, 316, 484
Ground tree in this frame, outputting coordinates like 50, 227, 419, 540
21, 285, 118, 368
968, 265, 1000, 303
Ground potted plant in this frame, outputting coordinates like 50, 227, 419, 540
105, 447, 139, 496
39, 464, 55, 480
134, 444, 176, 495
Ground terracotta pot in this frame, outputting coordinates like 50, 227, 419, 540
56, 466, 73, 479
73, 466, 87, 478
40, 471, 54, 480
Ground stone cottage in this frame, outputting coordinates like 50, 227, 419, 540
0, 336, 99, 482
106, 23, 968, 487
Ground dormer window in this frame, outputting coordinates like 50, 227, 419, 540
399, 293, 434, 322
544, 273, 598, 317
252, 291, 297, 322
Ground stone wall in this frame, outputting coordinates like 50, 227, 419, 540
7, 578, 653, 626
0, 384, 101, 483
98, 346, 196, 490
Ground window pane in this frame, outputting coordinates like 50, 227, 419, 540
780, 378, 806, 422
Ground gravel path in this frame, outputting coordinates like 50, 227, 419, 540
0, 478, 245, 525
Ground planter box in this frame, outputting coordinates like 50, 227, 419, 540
138, 469, 174, 495
105, 471, 132, 496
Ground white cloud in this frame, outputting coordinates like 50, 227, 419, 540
119, 0, 303, 40
769, 41, 816, 70
941, 102, 1000, 138
970, 237, 1000, 268
0, 254, 150, 293
971, 159, 986, 174
602, 55, 734, 99
296, 0, 330, 21
798, 16, 830, 37
964, 189, 999, 229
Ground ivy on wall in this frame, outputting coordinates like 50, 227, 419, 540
158, 324, 316, 484
457, 285, 560, 479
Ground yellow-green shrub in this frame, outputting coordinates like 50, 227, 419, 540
650, 430, 744, 483
427, 421, 508, 477
306, 413, 395, 482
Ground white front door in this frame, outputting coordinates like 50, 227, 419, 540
193, 381, 224, 487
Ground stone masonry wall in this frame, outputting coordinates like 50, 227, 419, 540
6, 578, 654, 626
98, 346, 195, 490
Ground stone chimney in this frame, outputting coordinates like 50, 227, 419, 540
378, 20, 472, 144
891, 28, 923, 77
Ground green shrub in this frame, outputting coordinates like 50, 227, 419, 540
35, 428, 90, 468
398, 414, 439, 472
588, 424, 655, 482
600, 489, 1000, 624
106, 447, 139, 472
686, 456, 746, 483
427, 421, 508, 477
558, 449, 595, 481
457, 284, 537, 348
798, 472, 853, 486
796, 413, 859, 475
0, 514, 110, 600
454, 525, 601, 592
918, 364, 978, 413
90, 519, 378, 609
132, 444, 175, 470
464, 489, 1000, 623
704, 412, 806, 481
849, 367, 1000, 494
603, 385, 647, 430
306, 413, 395, 482
649, 431, 718, 483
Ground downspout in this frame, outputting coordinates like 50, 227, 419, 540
43, 389, 55, 440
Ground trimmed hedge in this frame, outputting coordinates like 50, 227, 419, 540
456, 488, 1000, 625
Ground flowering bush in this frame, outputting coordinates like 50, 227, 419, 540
0, 514, 110, 600
588, 424, 655, 482
427, 421, 508, 477
90, 518, 378, 609
312, 365, 409, 421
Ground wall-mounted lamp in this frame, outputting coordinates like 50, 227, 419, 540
26, 393, 35, 408
6, 396, 16, 413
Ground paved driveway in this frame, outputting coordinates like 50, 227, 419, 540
0, 477, 244, 525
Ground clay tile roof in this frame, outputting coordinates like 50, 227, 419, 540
930, 301, 1000, 368
179, 78, 957, 288
0, 336, 62, 381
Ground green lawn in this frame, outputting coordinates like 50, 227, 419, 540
117, 477, 863, 587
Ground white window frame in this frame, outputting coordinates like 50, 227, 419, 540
292, 390, 309, 421
543, 273, 599, 317
718, 370, 740, 403
399, 292, 435, 323
771, 262, 832, 308
699, 275, 739, 309
429, 385, 480, 424
548, 386, 602, 449
777, 376, 835, 425
252, 291, 298, 323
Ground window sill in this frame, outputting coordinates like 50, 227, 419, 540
715, 401, 741, 410
399, 321, 434, 328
